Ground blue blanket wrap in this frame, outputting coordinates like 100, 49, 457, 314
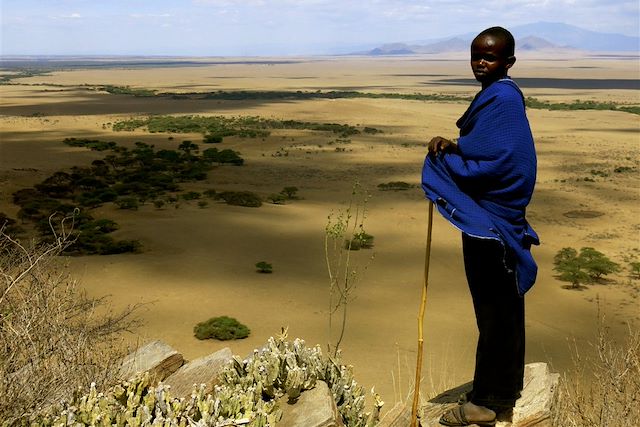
421, 78, 539, 295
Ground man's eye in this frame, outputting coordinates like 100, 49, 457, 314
472, 54, 497, 61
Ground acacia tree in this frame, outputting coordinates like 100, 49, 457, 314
578, 247, 621, 282
554, 247, 620, 288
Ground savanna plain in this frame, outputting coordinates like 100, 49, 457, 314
1, 53, 638, 409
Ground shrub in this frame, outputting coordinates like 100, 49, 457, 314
203, 188, 217, 198
346, 230, 375, 251
0, 212, 25, 236
268, 193, 286, 204
216, 191, 262, 207
153, 199, 165, 209
0, 227, 139, 423
203, 134, 223, 144
193, 316, 250, 340
553, 318, 639, 426
255, 261, 273, 273
181, 191, 201, 200
115, 197, 139, 210
630, 261, 640, 279
280, 186, 299, 199
377, 181, 414, 191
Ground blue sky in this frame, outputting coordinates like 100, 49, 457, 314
1, 0, 639, 55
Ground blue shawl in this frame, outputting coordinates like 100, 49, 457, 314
421, 78, 539, 295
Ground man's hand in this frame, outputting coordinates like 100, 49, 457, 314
428, 136, 457, 155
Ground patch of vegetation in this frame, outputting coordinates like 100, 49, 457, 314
630, 261, 640, 279
216, 191, 262, 207
12, 139, 244, 255
193, 316, 250, 340
181, 191, 201, 201
203, 147, 244, 165
30, 334, 383, 427
554, 247, 621, 289
99, 85, 155, 97
267, 193, 287, 204
280, 186, 299, 199
255, 261, 273, 273
101, 86, 640, 116
1, 230, 140, 424
614, 165, 635, 173
112, 114, 363, 138
63, 137, 118, 151
0, 69, 50, 85
346, 230, 375, 251
553, 318, 640, 427
0, 213, 25, 236
525, 97, 640, 115
203, 133, 223, 144
377, 181, 414, 191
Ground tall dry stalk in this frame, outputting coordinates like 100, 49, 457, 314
324, 181, 373, 357
553, 315, 639, 427
0, 214, 140, 423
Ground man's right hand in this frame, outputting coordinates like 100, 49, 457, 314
428, 136, 457, 155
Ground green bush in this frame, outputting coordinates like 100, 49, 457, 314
203, 134, 223, 144
115, 197, 139, 210
346, 231, 375, 251
280, 186, 299, 199
630, 262, 640, 279
268, 193, 286, 204
181, 191, 201, 201
554, 247, 620, 288
255, 261, 273, 273
216, 191, 262, 207
193, 316, 250, 340
377, 181, 414, 191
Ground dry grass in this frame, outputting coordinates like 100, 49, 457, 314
0, 216, 141, 423
553, 316, 639, 427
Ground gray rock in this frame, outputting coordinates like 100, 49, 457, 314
420, 362, 559, 427
377, 402, 412, 427
119, 340, 184, 383
163, 347, 233, 397
278, 380, 345, 427
510, 362, 559, 427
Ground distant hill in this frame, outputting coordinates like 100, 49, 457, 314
358, 22, 639, 55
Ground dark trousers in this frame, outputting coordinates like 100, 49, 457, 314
462, 233, 525, 410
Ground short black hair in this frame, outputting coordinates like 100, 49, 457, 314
475, 26, 515, 57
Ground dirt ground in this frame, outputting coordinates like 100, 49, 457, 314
1, 52, 638, 408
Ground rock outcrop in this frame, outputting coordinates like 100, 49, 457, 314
119, 340, 559, 426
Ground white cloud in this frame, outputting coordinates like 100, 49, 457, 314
57, 12, 82, 19
129, 13, 172, 18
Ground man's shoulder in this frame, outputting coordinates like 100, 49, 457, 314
488, 79, 525, 107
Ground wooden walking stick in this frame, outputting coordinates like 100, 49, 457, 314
410, 200, 434, 427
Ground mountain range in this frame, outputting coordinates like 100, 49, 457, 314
360, 22, 639, 55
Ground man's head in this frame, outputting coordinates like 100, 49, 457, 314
470, 27, 516, 88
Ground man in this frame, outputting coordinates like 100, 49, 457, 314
422, 26, 539, 426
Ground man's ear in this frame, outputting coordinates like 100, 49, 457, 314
506, 56, 516, 69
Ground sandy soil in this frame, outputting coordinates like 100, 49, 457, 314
1, 53, 639, 408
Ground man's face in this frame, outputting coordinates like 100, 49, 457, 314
470, 34, 514, 87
